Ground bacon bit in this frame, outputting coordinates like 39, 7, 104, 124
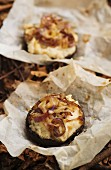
49, 118, 66, 137
34, 112, 49, 122
40, 37, 59, 47
60, 29, 74, 47
59, 112, 72, 119
40, 15, 55, 29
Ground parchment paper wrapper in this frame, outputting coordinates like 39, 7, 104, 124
0, 0, 111, 76
0, 61, 111, 170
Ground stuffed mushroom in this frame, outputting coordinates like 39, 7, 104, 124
24, 14, 78, 59
26, 94, 84, 147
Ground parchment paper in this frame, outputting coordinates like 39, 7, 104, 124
1, 61, 111, 170
0, 0, 111, 76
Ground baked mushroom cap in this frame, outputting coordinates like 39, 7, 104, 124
26, 94, 84, 147
24, 14, 78, 59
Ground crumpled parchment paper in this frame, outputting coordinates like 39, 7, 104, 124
0, 61, 111, 170
0, 0, 111, 76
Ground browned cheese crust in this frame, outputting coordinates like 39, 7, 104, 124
24, 14, 78, 59
26, 94, 84, 147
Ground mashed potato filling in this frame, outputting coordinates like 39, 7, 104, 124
28, 37, 77, 59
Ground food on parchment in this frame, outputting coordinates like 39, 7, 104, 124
26, 94, 84, 147
24, 14, 78, 59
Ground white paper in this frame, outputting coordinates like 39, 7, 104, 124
0, 62, 111, 170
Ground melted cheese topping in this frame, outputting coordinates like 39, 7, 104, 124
24, 14, 78, 59
28, 37, 76, 59
29, 94, 84, 142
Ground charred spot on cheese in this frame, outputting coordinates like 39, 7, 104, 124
26, 94, 84, 147
24, 14, 78, 59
